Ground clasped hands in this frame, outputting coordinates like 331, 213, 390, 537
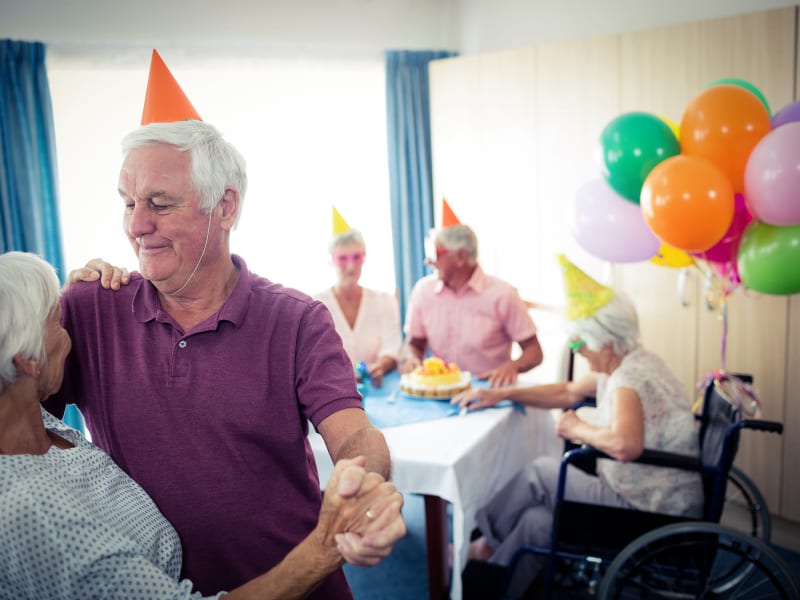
315, 456, 406, 566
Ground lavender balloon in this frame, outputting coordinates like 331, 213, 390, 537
771, 100, 800, 129
744, 121, 800, 226
571, 179, 661, 263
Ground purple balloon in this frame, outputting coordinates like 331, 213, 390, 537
744, 121, 800, 226
771, 100, 800, 129
571, 179, 661, 263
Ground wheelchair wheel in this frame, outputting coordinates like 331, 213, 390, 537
598, 522, 800, 599
720, 466, 771, 542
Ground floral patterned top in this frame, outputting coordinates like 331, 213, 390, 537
595, 346, 704, 517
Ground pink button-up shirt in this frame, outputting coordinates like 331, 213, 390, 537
404, 265, 537, 375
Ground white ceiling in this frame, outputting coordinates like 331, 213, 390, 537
0, 0, 795, 57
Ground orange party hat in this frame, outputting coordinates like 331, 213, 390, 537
441, 197, 461, 227
557, 254, 614, 321
332, 206, 352, 236
141, 49, 202, 125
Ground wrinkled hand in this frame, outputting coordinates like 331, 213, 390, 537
555, 409, 582, 441
317, 457, 406, 567
398, 355, 421, 375
451, 387, 503, 411
65, 258, 133, 291
477, 361, 519, 387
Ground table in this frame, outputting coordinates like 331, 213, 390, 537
309, 371, 562, 599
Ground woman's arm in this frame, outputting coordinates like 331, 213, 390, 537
555, 386, 644, 462
451, 372, 598, 411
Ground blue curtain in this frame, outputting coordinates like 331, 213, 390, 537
385, 50, 456, 324
0, 40, 83, 432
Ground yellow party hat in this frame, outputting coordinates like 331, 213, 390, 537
332, 206, 351, 236
557, 254, 614, 321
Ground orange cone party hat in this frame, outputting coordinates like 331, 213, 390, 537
332, 206, 351, 236
140, 50, 202, 125
557, 254, 614, 321
441, 197, 461, 228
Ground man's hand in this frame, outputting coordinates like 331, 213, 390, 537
477, 360, 519, 387
65, 258, 133, 291
316, 456, 406, 567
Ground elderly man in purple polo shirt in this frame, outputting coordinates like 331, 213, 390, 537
401, 224, 543, 387
46, 120, 403, 599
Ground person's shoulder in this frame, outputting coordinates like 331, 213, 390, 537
247, 274, 321, 311
62, 274, 142, 304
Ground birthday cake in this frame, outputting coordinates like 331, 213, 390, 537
400, 357, 472, 398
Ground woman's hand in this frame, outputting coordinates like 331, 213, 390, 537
316, 456, 406, 567
451, 387, 504, 411
65, 258, 133, 291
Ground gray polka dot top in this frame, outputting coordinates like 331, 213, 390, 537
0, 408, 225, 599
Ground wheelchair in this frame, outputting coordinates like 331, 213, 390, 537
490, 372, 800, 599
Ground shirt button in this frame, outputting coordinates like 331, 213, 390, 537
178, 340, 188, 349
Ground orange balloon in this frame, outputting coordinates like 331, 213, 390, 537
680, 84, 771, 193
641, 155, 735, 253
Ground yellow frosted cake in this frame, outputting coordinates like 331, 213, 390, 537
400, 357, 472, 398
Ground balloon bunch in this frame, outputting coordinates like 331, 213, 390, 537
571, 78, 800, 303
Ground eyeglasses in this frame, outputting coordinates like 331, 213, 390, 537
569, 339, 586, 353
332, 249, 366, 267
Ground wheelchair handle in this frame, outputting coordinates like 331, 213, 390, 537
740, 419, 783, 435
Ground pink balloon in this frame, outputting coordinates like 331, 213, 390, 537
744, 121, 800, 226
571, 179, 661, 262
691, 194, 752, 263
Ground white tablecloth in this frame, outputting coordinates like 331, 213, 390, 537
309, 402, 562, 599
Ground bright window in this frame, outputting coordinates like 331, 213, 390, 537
47, 51, 395, 297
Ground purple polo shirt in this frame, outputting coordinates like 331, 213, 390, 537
46, 255, 361, 598
404, 265, 537, 374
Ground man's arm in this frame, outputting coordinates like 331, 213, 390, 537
317, 409, 391, 479
399, 336, 427, 373
478, 334, 543, 387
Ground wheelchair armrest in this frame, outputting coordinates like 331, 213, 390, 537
570, 396, 597, 411
561, 445, 702, 472
740, 419, 783, 435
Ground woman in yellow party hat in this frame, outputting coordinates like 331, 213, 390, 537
314, 207, 402, 387
452, 254, 702, 597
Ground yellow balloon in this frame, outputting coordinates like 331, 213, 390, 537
658, 115, 681, 142
650, 243, 694, 268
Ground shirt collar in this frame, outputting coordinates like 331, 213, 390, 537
434, 264, 485, 294
131, 254, 249, 330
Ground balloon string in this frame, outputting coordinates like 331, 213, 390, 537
720, 298, 728, 371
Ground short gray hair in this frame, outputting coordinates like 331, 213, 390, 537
329, 229, 366, 253
0, 252, 61, 392
569, 292, 639, 354
121, 120, 248, 225
436, 224, 478, 263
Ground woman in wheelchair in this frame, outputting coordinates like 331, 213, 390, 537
451, 256, 703, 596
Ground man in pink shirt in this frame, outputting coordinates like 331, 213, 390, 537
401, 224, 543, 386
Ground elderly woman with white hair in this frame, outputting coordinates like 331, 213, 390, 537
314, 229, 402, 387
451, 257, 702, 595
0, 251, 404, 599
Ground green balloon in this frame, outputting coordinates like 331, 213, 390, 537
706, 78, 771, 116
600, 112, 681, 204
738, 221, 800, 295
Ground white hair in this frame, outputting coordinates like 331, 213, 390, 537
436, 224, 478, 263
0, 252, 61, 392
121, 120, 248, 225
329, 229, 366, 253
569, 291, 639, 354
